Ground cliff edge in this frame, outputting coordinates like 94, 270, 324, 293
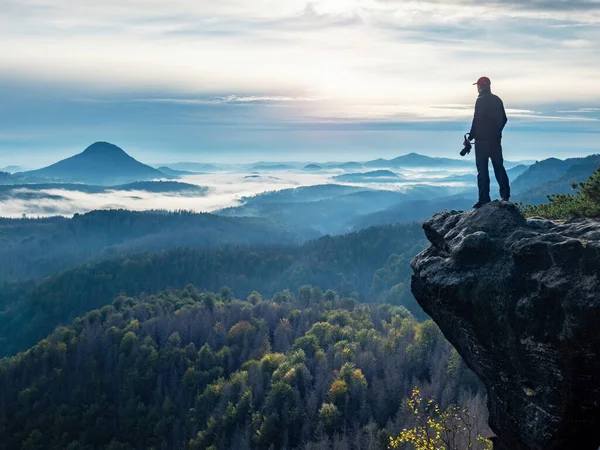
411, 201, 600, 450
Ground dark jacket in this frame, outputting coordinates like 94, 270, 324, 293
469, 88, 507, 142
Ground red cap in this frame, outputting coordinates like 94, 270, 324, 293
473, 76, 491, 86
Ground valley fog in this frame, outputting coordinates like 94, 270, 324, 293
0, 168, 475, 218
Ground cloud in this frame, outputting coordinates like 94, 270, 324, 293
557, 107, 600, 113
2, 0, 600, 105
1, 0, 600, 162
375, 0, 600, 21
131, 96, 320, 105
424, 0, 600, 12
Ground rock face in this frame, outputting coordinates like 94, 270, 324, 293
411, 201, 600, 450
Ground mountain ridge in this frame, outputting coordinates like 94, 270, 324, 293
19, 142, 168, 185
332, 170, 403, 182
512, 154, 600, 193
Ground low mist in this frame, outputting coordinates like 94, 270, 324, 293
0, 169, 475, 218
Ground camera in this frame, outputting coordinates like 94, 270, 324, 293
460, 134, 472, 157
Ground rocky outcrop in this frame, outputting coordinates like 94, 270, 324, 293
411, 201, 600, 450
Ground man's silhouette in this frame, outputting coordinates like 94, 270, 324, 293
468, 76, 510, 209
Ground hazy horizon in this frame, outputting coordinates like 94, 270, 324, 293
0, 141, 587, 170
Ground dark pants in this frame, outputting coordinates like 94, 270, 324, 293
475, 140, 510, 203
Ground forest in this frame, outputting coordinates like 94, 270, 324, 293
0, 287, 489, 450
0, 222, 426, 357
0, 210, 314, 283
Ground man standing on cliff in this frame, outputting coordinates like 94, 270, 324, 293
468, 76, 510, 209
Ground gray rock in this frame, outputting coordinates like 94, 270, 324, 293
411, 200, 600, 450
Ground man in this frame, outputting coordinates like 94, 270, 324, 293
468, 76, 510, 209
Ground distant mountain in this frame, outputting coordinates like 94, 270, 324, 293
436, 164, 528, 184
512, 154, 600, 194
332, 170, 404, 183
506, 164, 530, 180
362, 153, 532, 170
514, 155, 600, 205
238, 184, 369, 205
0, 165, 23, 173
352, 196, 474, 229
363, 158, 390, 168
0, 171, 22, 184
503, 160, 533, 170
363, 153, 471, 169
216, 183, 455, 235
390, 153, 472, 168
160, 162, 219, 172
324, 161, 363, 170
303, 164, 322, 171
251, 164, 295, 171
157, 166, 199, 176
358, 170, 400, 178
19, 142, 168, 185
511, 157, 568, 192
440, 174, 477, 182
217, 187, 409, 235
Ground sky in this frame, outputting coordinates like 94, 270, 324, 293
1, 0, 600, 166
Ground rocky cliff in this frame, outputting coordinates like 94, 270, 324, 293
411, 201, 600, 450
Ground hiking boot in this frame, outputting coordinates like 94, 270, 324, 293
500, 198, 510, 205
472, 200, 490, 209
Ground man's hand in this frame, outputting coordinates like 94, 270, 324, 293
460, 134, 472, 157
